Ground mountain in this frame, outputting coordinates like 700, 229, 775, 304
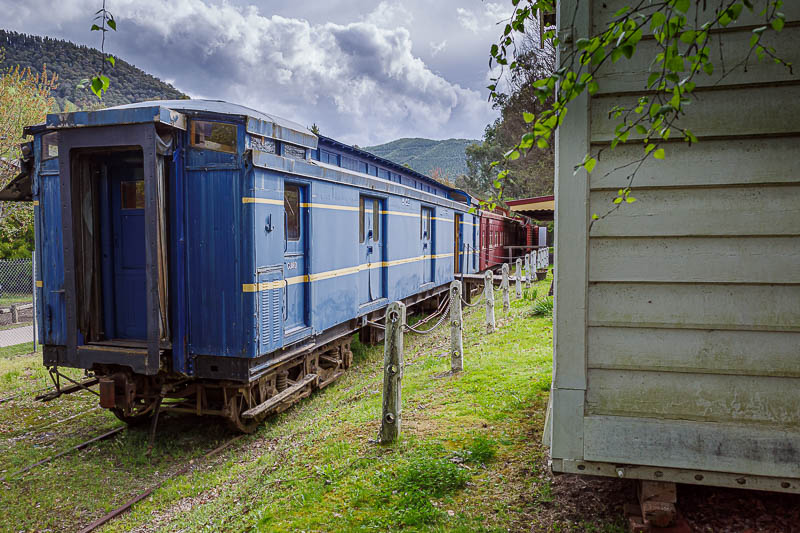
364, 138, 478, 180
0, 30, 186, 111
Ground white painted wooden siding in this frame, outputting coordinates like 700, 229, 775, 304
551, 0, 800, 485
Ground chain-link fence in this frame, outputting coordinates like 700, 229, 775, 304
0, 256, 36, 349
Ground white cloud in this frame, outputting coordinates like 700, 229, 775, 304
456, 8, 480, 33
430, 40, 447, 57
457, 3, 512, 34
364, 1, 413, 27
1, 0, 498, 144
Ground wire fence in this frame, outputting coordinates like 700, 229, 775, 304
0, 256, 36, 349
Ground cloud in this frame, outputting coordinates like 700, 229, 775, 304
364, 1, 413, 27
430, 40, 447, 57
457, 2, 511, 34
1, 0, 496, 144
456, 8, 480, 33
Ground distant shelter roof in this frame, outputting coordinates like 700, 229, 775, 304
505, 195, 554, 221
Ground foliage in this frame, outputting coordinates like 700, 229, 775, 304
0, 30, 186, 111
0, 59, 57, 258
460, 24, 556, 201
463, 434, 498, 465
77, 1, 117, 99
364, 137, 477, 181
489, 0, 791, 219
531, 296, 553, 316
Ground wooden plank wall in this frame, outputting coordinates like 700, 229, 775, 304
571, 0, 800, 477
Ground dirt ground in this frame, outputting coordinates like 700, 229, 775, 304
526, 472, 800, 532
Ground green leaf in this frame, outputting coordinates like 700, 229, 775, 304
520, 133, 535, 149
672, 0, 690, 13
651, 11, 666, 30
625, 196, 637, 203
90, 24, 103, 31
592, 213, 599, 220
587, 80, 599, 95
653, 148, 665, 159
584, 157, 597, 174
107, 18, 117, 31
680, 31, 695, 44
106, 56, 116, 67
613, 197, 623, 204
90, 76, 104, 97
772, 17, 785, 32
523, 112, 535, 123
505, 149, 520, 161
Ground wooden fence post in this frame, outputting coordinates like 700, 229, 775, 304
502, 263, 510, 313
380, 301, 405, 444
515, 258, 523, 298
484, 270, 495, 333
525, 253, 532, 289
450, 281, 464, 373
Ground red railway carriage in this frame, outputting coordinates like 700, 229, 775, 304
478, 207, 527, 271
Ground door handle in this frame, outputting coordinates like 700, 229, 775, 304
367, 246, 373, 254
423, 242, 428, 249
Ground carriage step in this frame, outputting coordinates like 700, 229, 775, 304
241, 373, 318, 419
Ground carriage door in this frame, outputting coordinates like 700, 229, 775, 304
284, 184, 309, 334
359, 196, 385, 304
421, 206, 434, 284
453, 213, 462, 274
104, 163, 147, 339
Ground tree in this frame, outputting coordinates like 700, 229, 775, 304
461, 23, 555, 201
488, 0, 791, 220
0, 57, 57, 258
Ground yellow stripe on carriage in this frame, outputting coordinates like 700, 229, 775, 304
36, 280, 43, 287
301, 202, 359, 211
242, 197, 282, 205
242, 253, 457, 292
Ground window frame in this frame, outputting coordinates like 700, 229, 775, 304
284, 184, 301, 242
190, 120, 238, 153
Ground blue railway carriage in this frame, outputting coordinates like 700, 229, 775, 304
12, 100, 483, 431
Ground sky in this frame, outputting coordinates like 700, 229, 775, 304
1, 0, 511, 145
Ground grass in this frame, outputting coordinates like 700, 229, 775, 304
0, 270, 623, 532
0, 293, 32, 307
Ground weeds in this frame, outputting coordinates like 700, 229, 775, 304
531, 296, 553, 317
463, 435, 498, 465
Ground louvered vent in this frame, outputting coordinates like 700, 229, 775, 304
258, 269, 284, 354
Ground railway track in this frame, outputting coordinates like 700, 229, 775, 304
77, 434, 245, 533
1, 425, 125, 482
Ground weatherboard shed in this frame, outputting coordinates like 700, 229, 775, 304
546, 0, 800, 494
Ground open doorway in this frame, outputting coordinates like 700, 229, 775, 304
69, 147, 169, 345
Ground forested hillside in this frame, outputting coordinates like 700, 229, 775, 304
0, 30, 185, 110
364, 138, 477, 180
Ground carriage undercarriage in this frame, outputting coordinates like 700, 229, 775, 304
91, 336, 353, 433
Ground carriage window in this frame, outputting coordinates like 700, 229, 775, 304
285, 185, 300, 241
359, 197, 366, 243
420, 207, 431, 239
191, 120, 237, 153
121, 181, 145, 210
42, 132, 58, 160
373, 201, 380, 242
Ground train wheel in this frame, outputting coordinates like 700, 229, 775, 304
110, 397, 159, 426
225, 394, 262, 434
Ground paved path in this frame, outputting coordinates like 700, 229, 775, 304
0, 325, 33, 348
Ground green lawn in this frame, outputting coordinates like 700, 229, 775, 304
0, 293, 33, 307
0, 272, 625, 532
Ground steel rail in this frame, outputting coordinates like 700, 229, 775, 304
1, 426, 124, 482
77, 434, 246, 533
